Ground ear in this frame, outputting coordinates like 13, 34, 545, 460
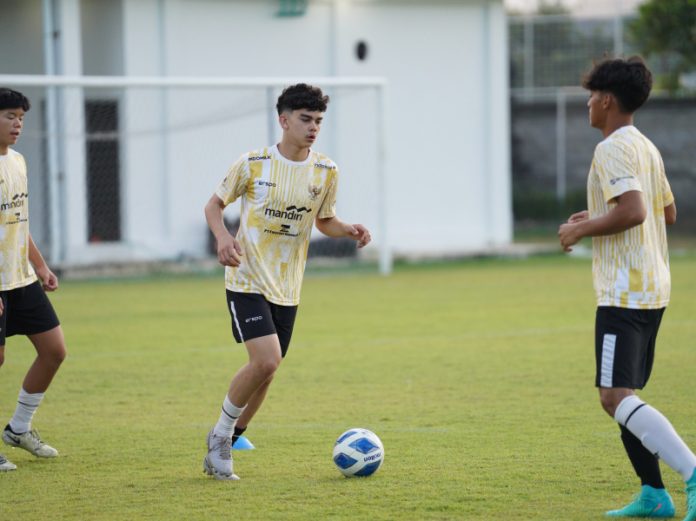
278, 113, 289, 130
601, 92, 613, 109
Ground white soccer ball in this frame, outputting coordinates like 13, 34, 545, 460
332, 428, 384, 477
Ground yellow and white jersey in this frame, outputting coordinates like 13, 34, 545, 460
588, 125, 673, 309
216, 145, 338, 305
0, 149, 37, 291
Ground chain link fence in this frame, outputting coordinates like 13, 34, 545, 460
509, 14, 696, 236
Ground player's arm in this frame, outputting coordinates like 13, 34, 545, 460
664, 202, 676, 225
204, 194, 243, 267
315, 216, 372, 248
558, 190, 646, 252
28, 233, 58, 291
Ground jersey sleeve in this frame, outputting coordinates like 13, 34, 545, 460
317, 168, 338, 219
215, 154, 250, 206
593, 141, 643, 203
658, 156, 675, 207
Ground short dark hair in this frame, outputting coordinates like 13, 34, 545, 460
582, 56, 652, 113
276, 83, 329, 115
0, 88, 30, 112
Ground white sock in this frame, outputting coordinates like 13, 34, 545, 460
615, 395, 696, 481
213, 396, 245, 438
8, 388, 44, 434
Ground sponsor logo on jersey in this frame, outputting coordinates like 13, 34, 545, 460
1, 193, 27, 211
609, 175, 635, 185
248, 155, 271, 162
264, 205, 312, 221
314, 162, 336, 170
257, 180, 276, 187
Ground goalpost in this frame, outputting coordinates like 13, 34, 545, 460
0, 74, 392, 275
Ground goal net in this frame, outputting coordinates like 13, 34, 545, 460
0, 75, 391, 275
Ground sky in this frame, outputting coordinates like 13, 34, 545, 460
504, 0, 645, 16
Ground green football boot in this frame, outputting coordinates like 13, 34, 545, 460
606, 485, 675, 518
683, 470, 696, 521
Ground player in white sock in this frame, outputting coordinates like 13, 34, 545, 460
559, 57, 696, 520
0, 89, 66, 467
202, 83, 371, 480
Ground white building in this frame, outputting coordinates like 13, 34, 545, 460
1, 0, 511, 270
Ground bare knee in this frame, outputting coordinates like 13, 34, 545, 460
0, 348, 4, 368
599, 388, 634, 418
252, 357, 281, 380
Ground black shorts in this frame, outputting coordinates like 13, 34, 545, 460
595, 306, 665, 389
226, 291, 298, 357
0, 281, 61, 346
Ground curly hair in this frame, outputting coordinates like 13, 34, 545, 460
0, 88, 31, 112
582, 56, 652, 113
276, 83, 329, 114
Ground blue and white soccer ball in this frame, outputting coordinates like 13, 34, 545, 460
332, 428, 384, 477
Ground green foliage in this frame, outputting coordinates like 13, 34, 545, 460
1, 258, 695, 519
513, 189, 587, 221
629, 0, 696, 91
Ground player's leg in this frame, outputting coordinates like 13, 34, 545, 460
2, 283, 63, 458
232, 301, 297, 445
599, 307, 696, 517
602, 388, 675, 518
0, 342, 17, 471
205, 292, 282, 480
205, 335, 281, 480
3, 326, 65, 458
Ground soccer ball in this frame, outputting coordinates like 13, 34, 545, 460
332, 428, 384, 477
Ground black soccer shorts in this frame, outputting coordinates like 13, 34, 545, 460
595, 306, 665, 389
226, 291, 298, 357
0, 280, 61, 345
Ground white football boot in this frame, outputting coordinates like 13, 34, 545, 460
0, 453, 17, 471
203, 429, 239, 480
2, 426, 59, 458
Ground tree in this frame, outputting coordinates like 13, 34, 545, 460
629, 0, 696, 91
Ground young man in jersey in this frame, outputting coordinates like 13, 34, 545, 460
0, 89, 66, 472
558, 57, 696, 519
203, 83, 371, 480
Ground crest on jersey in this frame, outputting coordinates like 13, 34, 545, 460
308, 184, 322, 201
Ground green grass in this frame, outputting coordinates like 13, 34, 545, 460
1, 255, 695, 520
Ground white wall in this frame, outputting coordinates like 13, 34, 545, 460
0, 0, 512, 264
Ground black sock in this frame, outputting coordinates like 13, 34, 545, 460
232, 426, 247, 446
620, 425, 665, 489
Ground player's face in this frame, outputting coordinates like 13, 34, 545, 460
0, 108, 25, 153
280, 109, 324, 148
587, 91, 608, 129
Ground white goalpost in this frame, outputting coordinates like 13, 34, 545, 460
0, 74, 392, 275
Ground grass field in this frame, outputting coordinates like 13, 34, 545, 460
1, 254, 695, 520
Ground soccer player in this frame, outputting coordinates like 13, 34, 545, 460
202, 83, 371, 480
558, 57, 696, 520
0, 88, 66, 472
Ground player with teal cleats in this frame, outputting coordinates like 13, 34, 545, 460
605, 485, 674, 518
559, 57, 696, 521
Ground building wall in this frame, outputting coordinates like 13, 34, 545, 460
1, 0, 512, 264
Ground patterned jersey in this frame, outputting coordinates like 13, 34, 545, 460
215, 145, 338, 305
0, 149, 37, 291
588, 125, 673, 309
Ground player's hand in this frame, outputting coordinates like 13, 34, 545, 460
36, 265, 59, 291
346, 224, 371, 248
567, 210, 589, 224
558, 223, 581, 252
217, 234, 244, 267
0, 297, 4, 316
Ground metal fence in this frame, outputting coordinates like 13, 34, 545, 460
509, 14, 696, 232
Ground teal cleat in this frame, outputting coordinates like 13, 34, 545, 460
606, 486, 675, 518
683, 470, 696, 521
